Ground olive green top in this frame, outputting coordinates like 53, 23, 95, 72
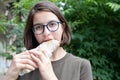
17, 53, 93, 80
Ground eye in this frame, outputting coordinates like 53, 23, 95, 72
48, 21, 57, 27
34, 25, 43, 30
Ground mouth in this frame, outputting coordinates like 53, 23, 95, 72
43, 39, 53, 43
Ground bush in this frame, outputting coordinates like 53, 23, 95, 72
63, 0, 120, 80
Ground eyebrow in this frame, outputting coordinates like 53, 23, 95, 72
33, 20, 60, 26
33, 23, 43, 27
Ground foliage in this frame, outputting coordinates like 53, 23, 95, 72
0, 15, 7, 34
106, 2, 120, 12
1, 52, 13, 60
63, 0, 120, 80
0, 0, 42, 54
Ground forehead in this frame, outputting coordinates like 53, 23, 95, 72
33, 11, 59, 24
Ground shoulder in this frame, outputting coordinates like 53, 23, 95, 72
68, 53, 93, 79
67, 53, 90, 65
67, 53, 92, 71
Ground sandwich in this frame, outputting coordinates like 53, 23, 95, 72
19, 40, 60, 76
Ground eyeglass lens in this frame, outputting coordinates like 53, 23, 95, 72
33, 21, 61, 34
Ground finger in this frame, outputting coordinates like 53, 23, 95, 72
18, 58, 37, 68
29, 48, 37, 52
10, 58, 35, 72
30, 53, 42, 66
30, 50, 46, 62
19, 63, 35, 71
15, 55, 31, 60
13, 54, 37, 68
15, 51, 31, 59
42, 50, 49, 58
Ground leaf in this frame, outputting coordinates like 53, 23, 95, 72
106, 2, 120, 12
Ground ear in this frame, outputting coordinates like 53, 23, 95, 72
62, 23, 65, 30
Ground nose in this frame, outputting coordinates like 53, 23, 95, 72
43, 26, 50, 36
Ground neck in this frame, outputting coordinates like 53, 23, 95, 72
50, 47, 66, 61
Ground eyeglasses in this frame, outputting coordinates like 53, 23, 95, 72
32, 21, 61, 35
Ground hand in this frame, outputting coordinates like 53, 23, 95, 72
30, 50, 58, 80
4, 51, 37, 80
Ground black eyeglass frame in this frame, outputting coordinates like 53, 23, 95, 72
32, 21, 61, 35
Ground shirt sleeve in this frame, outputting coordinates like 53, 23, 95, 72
80, 59, 93, 80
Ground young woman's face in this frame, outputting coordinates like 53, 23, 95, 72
33, 11, 63, 44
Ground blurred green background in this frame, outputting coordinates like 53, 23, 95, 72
0, 0, 120, 80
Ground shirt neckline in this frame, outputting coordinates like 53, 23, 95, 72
51, 53, 70, 64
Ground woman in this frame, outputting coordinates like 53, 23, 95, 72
4, 1, 93, 80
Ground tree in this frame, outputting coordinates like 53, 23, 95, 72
63, 0, 120, 80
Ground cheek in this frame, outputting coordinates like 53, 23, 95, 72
54, 27, 63, 41
34, 35, 43, 43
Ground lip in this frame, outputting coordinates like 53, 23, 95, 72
44, 39, 53, 42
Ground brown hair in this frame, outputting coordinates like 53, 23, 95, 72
23, 1, 71, 50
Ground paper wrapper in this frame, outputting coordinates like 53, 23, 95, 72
19, 40, 60, 76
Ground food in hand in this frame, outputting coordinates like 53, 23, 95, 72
19, 40, 60, 76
